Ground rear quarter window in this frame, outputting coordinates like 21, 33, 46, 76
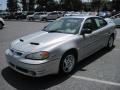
95, 18, 107, 28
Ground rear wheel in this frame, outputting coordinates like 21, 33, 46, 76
106, 35, 114, 49
59, 52, 76, 75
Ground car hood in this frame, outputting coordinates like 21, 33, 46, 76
27, 15, 33, 17
40, 14, 48, 17
11, 31, 74, 52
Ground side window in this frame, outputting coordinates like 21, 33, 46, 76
95, 18, 107, 28
35, 13, 39, 15
58, 12, 62, 14
49, 12, 57, 15
83, 18, 98, 31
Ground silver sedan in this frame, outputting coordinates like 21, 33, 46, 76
5, 16, 117, 77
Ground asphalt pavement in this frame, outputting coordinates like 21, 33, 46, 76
0, 21, 120, 90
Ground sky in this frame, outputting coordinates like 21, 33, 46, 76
0, 0, 7, 10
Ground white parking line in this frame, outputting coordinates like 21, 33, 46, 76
113, 48, 120, 51
117, 37, 120, 39
72, 75, 120, 86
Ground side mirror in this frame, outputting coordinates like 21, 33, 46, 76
81, 28, 92, 35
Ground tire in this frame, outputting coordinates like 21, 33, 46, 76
106, 35, 114, 49
29, 17, 34, 21
0, 22, 3, 29
42, 18, 47, 21
59, 52, 76, 75
16, 17, 19, 20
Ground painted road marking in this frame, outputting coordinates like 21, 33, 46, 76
72, 75, 120, 86
116, 37, 120, 39
114, 48, 120, 51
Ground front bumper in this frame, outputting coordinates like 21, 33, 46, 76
5, 49, 60, 77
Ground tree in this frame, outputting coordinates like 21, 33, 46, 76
7, 0, 18, 12
91, 0, 112, 11
29, 0, 35, 11
35, 0, 47, 11
21, 0, 27, 11
112, 0, 120, 11
91, 0, 101, 11
72, 0, 82, 11
60, 0, 82, 11
47, 0, 58, 11
35, 0, 58, 11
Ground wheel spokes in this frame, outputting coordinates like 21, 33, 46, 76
63, 55, 75, 73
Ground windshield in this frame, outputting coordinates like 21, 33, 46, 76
43, 18, 83, 34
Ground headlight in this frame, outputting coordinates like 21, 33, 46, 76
25, 51, 49, 60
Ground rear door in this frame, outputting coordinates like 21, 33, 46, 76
34, 13, 40, 19
47, 12, 58, 20
94, 17, 110, 47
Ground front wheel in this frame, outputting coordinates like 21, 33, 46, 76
106, 35, 114, 49
42, 18, 47, 21
59, 52, 76, 75
0, 22, 3, 29
29, 17, 34, 21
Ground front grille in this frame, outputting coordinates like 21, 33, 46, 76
16, 52, 22, 56
10, 49, 14, 53
9, 62, 28, 73
16, 66, 28, 73
9, 62, 36, 76
10, 49, 23, 56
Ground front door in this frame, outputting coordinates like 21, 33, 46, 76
78, 18, 101, 59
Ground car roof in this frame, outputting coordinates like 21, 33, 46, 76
63, 15, 100, 19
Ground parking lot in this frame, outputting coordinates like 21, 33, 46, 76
0, 21, 120, 90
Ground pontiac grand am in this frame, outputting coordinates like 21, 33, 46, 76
5, 16, 116, 77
